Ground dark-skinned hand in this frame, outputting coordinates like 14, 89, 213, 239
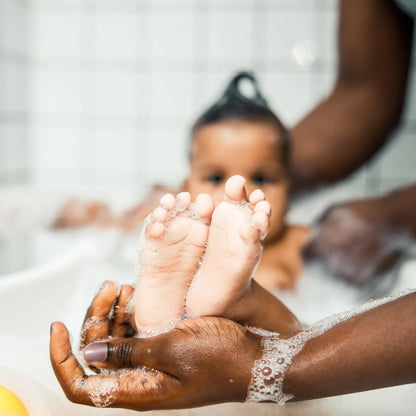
304, 196, 411, 285
50, 281, 263, 411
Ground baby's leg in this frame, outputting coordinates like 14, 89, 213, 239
134, 192, 214, 335
186, 175, 270, 318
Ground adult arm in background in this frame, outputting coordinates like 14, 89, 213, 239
290, 0, 413, 191
50, 284, 416, 410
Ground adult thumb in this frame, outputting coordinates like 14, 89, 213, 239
84, 335, 175, 374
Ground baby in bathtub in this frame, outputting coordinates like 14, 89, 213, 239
55, 72, 310, 292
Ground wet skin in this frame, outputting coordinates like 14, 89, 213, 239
50, 282, 416, 410
50, 282, 263, 410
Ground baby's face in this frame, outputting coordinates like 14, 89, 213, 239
186, 120, 288, 242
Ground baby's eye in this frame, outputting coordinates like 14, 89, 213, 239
252, 174, 273, 186
205, 174, 225, 185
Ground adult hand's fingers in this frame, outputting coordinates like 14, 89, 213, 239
50, 321, 93, 404
111, 284, 135, 338
50, 321, 183, 410
80, 281, 120, 348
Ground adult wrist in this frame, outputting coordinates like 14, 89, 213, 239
245, 289, 415, 404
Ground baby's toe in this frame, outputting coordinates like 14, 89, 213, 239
195, 193, 215, 222
254, 200, 271, 217
249, 189, 265, 206
152, 206, 168, 223
224, 175, 247, 203
176, 192, 192, 210
160, 193, 175, 210
145, 221, 165, 239
252, 211, 270, 240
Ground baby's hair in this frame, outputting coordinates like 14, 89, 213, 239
191, 71, 290, 165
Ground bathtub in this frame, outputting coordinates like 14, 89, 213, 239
0, 183, 415, 415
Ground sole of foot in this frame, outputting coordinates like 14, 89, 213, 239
186, 175, 270, 318
134, 191, 214, 335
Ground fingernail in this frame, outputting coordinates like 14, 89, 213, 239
85, 343, 108, 362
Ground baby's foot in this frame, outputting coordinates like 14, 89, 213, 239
186, 175, 270, 318
134, 192, 214, 334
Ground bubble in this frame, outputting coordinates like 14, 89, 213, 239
246, 289, 416, 405
292, 40, 317, 70
135, 318, 178, 338
264, 377, 275, 386
79, 317, 108, 349
85, 376, 119, 408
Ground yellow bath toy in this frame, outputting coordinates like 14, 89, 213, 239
0, 385, 28, 415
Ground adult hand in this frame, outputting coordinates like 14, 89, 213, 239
304, 196, 411, 285
50, 282, 262, 410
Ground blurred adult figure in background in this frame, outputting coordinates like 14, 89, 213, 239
292, 0, 415, 285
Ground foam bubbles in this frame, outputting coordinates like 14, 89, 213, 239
246, 289, 416, 404
133, 202, 204, 337
86, 375, 119, 408
79, 316, 108, 350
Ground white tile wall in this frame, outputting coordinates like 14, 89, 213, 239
33, 127, 81, 171
0, 0, 29, 185
310, 70, 337, 103
94, 127, 138, 176
378, 130, 416, 180
35, 10, 82, 60
314, 10, 338, 62
0, 61, 7, 114
4, 0, 27, 55
1, 0, 415, 198
0, 2, 6, 52
208, 11, 254, 65
149, 10, 194, 64
149, 71, 195, 123
4, 124, 29, 179
92, 71, 142, 120
262, 70, 315, 126
4, 62, 26, 113
147, 125, 190, 185
403, 68, 416, 122
95, 13, 148, 61
33, 69, 82, 115
264, 10, 315, 62
0, 125, 6, 179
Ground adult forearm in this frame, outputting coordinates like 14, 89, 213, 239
284, 292, 416, 401
289, 0, 413, 191
290, 83, 399, 188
